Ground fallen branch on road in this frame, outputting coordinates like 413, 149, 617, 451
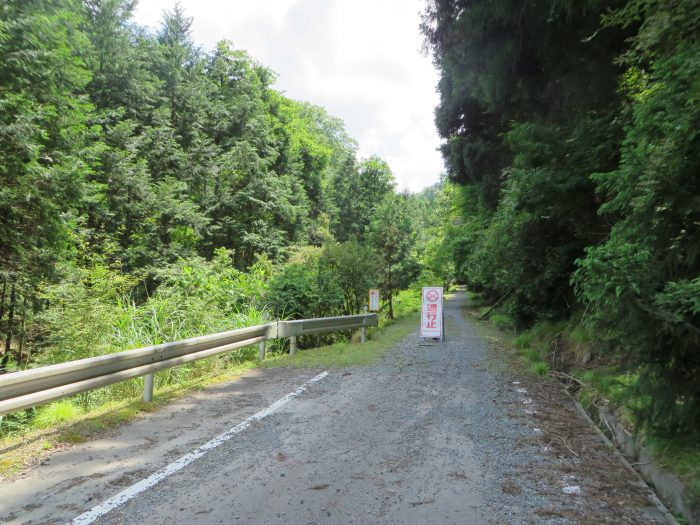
562, 435, 580, 458
550, 370, 584, 386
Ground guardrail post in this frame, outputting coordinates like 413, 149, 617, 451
361, 306, 367, 343
143, 373, 154, 402
289, 336, 296, 355
258, 341, 266, 361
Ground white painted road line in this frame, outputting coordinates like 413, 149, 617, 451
71, 371, 330, 525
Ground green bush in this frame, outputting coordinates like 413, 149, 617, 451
490, 313, 514, 331
513, 333, 532, 349
391, 288, 422, 319
320, 241, 377, 315
571, 2, 700, 438
267, 262, 343, 321
530, 362, 550, 376
580, 369, 636, 407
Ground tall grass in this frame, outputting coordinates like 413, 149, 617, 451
0, 253, 274, 437
31, 401, 81, 429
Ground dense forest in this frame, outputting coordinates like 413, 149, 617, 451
0, 0, 447, 422
422, 0, 699, 437
2, 0, 698, 445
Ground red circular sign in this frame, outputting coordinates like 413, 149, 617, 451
426, 290, 439, 302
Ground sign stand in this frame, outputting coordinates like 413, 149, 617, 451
368, 289, 380, 312
420, 286, 444, 345
442, 305, 446, 343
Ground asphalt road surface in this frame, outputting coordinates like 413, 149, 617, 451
1, 291, 674, 524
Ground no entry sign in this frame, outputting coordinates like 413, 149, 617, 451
421, 286, 444, 340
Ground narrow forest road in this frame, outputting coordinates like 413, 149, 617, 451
1, 291, 673, 524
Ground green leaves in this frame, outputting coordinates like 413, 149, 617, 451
330, 155, 395, 242
573, 0, 700, 435
267, 262, 342, 321
1, 2, 420, 388
368, 193, 419, 319
0, 0, 94, 283
423, 0, 699, 435
320, 241, 376, 315
422, 0, 629, 326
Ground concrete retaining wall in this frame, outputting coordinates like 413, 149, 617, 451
585, 401, 698, 525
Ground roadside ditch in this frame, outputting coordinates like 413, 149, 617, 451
465, 295, 698, 525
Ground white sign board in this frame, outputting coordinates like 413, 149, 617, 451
369, 289, 380, 311
421, 286, 443, 339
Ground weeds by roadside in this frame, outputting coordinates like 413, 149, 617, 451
262, 311, 419, 369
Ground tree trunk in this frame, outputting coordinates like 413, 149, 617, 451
18, 292, 28, 363
479, 288, 514, 320
28, 297, 39, 358
388, 294, 394, 320
0, 277, 6, 328
1, 281, 16, 373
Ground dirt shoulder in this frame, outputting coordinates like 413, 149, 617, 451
464, 300, 676, 524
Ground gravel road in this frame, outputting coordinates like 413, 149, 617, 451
1, 290, 672, 524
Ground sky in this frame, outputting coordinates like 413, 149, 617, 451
132, 0, 444, 193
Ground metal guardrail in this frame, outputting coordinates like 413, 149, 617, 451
0, 314, 377, 417
278, 314, 374, 337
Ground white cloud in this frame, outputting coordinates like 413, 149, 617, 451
132, 0, 444, 192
